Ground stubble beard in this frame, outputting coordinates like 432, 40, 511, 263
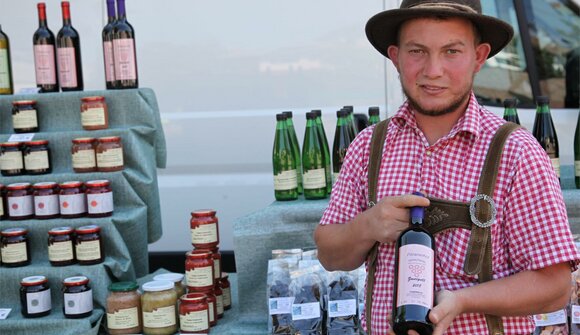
401, 80, 473, 117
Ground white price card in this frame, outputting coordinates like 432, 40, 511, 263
8, 133, 35, 142
572, 305, 580, 324
269, 297, 294, 315
17, 87, 41, 94
534, 309, 567, 326
0, 308, 12, 319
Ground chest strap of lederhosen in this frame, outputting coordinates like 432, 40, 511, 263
364, 119, 521, 335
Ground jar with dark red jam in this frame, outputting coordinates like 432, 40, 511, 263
20, 275, 52, 318
0, 184, 6, 220
1, 228, 30, 267
59, 181, 87, 218
33, 182, 60, 219
179, 293, 210, 334
62, 276, 93, 318
23, 140, 51, 174
220, 273, 231, 310
48, 227, 75, 266
190, 209, 220, 249
75, 225, 104, 265
7, 183, 34, 220
0, 142, 24, 176
214, 285, 224, 319
85, 180, 113, 217
80, 96, 109, 130
205, 291, 217, 327
71, 138, 97, 173
185, 250, 215, 293
12, 100, 39, 133
96, 136, 124, 172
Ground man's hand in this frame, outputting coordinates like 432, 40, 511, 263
430, 290, 463, 335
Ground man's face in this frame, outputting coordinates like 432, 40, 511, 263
387, 17, 490, 116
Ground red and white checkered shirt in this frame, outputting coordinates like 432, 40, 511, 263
320, 93, 580, 335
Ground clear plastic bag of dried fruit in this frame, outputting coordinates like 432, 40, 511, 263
268, 258, 298, 335
325, 271, 358, 335
289, 263, 325, 335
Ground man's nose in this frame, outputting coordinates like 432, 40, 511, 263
422, 55, 444, 78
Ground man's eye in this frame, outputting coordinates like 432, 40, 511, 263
410, 49, 424, 54
446, 49, 459, 54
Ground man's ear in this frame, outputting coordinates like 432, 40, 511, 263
387, 45, 400, 72
474, 43, 491, 73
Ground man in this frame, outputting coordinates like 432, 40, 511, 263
314, 1, 580, 335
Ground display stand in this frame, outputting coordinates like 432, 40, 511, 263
0, 88, 166, 335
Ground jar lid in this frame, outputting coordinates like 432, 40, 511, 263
142, 280, 174, 292
109, 281, 139, 292
33, 182, 58, 189
81, 96, 105, 102
12, 100, 37, 106
186, 250, 212, 259
48, 226, 74, 235
153, 273, 184, 284
85, 180, 110, 188
25, 140, 49, 146
21, 276, 48, 286
180, 293, 207, 303
76, 225, 101, 234
98, 136, 121, 143
72, 137, 96, 144
1, 227, 28, 236
63, 276, 90, 286
191, 209, 217, 217
60, 181, 83, 188
7, 183, 31, 190
1, 142, 21, 147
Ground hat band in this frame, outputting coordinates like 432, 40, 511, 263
409, 2, 478, 14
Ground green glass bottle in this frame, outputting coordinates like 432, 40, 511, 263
332, 109, 352, 184
272, 113, 298, 201
302, 112, 327, 199
368, 106, 381, 125
312, 109, 332, 194
0, 25, 14, 95
532, 96, 560, 181
502, 98, 520, 125
574, 113, 580, 188
344, 105, 358, 136
282, 111, 303, 194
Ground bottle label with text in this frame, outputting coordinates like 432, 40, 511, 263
57, 47, 78, 88
103, 41, 115, 82
0, 49, 9, 89
274, 170, 298, 191
396, 244, 434, 309
34, 45, 57, 85
303, 168, 326, 189
113, 38, 137, 80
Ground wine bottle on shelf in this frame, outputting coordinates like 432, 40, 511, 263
0, 25, 14, 95
33, 3, 59, 93
344, 105, 358, 136
574, 113, 580, 188
392, 192, 435, 335
56, 1, 83, 91
312, 109, 332, 194
368, 106, 381, 125
103, 0, 117, 89
302, 112, 327, 200
502, 98, 520, 125
282, 111, 303, 194
532, 96, 560, 180
272, 113, 298, 201
332, 109, 352, 184
113, 0, 138, 89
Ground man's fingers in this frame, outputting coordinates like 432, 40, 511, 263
389, 193, 430, 208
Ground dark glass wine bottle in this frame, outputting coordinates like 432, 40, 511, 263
312, 109, 332, 194
113, 0, 138, 89
392, 192, 435, 335
332, 109, 352, 184
33, 3, 59, 93
56, 1, 83, 91
368, 106, 381, 125
502, 98, 520, 125
574, 113, 580, 188
344, 105, 358, 136
532, 96, 560, 180
273, 113, 298, 201
302, 112, 327, 199
0, 25, 14, 95
282, 111, 303, 194
103, 0, 116, 89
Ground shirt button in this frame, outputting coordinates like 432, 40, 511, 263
425, 151, 432, 156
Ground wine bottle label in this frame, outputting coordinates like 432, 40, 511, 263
291, 302, 320, 321
13, 110, 39, 129
186, 265, 213, 287
103, 41, 115, 82
572, 305, 580, 324
268, 297, 294, 315
34, 194, 60, 216
24, 151, 50, 170
180, 310, 209, 332
575, 161, 580, 177
143, 305, 176, 328
64, 290, 93, 315
81, 107, 107, 127
0, 49, 9, 89
396, 244, 434, 309
534, 309, 567, 326
34, 44, 57, 85
113, 38, 137, 81
327, 299, 357, 318
59, 193, 87, 215
26, 289, 51, 314
1, 242, 28, 263
274, 170, 298, 191
190, 223, 218, 244
551, 158, 560, 177
87, 192, 114, 214
0, 151, 24, 170
303, 168, 326, 189
48, 240, 74, 262
8, 195, 34, 217
97, 147, 124, 168
107, 307, 140, 330
57, 47, 78, 88
75, 240, 101, 261
72, 149, 96, 168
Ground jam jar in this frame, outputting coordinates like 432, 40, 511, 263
59, 181, 87, 218
1, 228, 30, 267
214, 285, 224, 319
0, 142, 24, 176
80, 96, 109, 130
185, 250, 215, 293
220, 273, 231, 310
190, 209, 220, 249
96, 136, 124, 172
85, 179, 114, 217
153, 273, 185, 328
62, 276, 93, 318
141, 280, 178, 335
20, 275, 52, 318
204, 290, 217, 327
7, 183, 34, 220
33, 182, 60, 219
12, 100, 39, 133
23, 140, 51, 174
71, 138, 97, 173
106, 282, 142, 335
47, 227, 75, 266
179, 293, 209, 334
75, 225, 104, 265
0, 183, 6, 220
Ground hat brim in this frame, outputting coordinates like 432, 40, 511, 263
365, 7, 514, 59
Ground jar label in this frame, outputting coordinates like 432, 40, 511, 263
8, 195, 34, 217
180, 309, 209, 332
208, 301, 214, 323
97, 147, 124, 168
26, 288, 52, 314
143, 305, 176, 328
103, 41, 115, 82
0, 49, 9, 89
213, 258, 221, 280
13, 109, 38, 129
24, 150, 50, 170
327, 299, 357, 318
87, 192, 114, 214
551, 158, 560, 177
48, 240, 74, 262
0, 151, 24, 170
81, 107, 106, 127
1, 242, 28, 263
396, 244, 434, 309
113, 38, 137, 81
64, 289, 93, 315
60, 193, 87, 215
72, 148, 97, 169
190, 223, 218, 245
76, 240, 102, 261
222, 287, 231, 307
216, 294, 224, 315
34, 44, 57, 85
303, 168, 326, 189
107, 306, 139, 330
57, 47, 78, 88
186, 265, 213, 288
35, 194, 59, 216
273, 170, 298, 191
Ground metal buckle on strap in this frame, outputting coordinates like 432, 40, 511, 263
368, 201, 376, 208
469, 194, 496, 228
